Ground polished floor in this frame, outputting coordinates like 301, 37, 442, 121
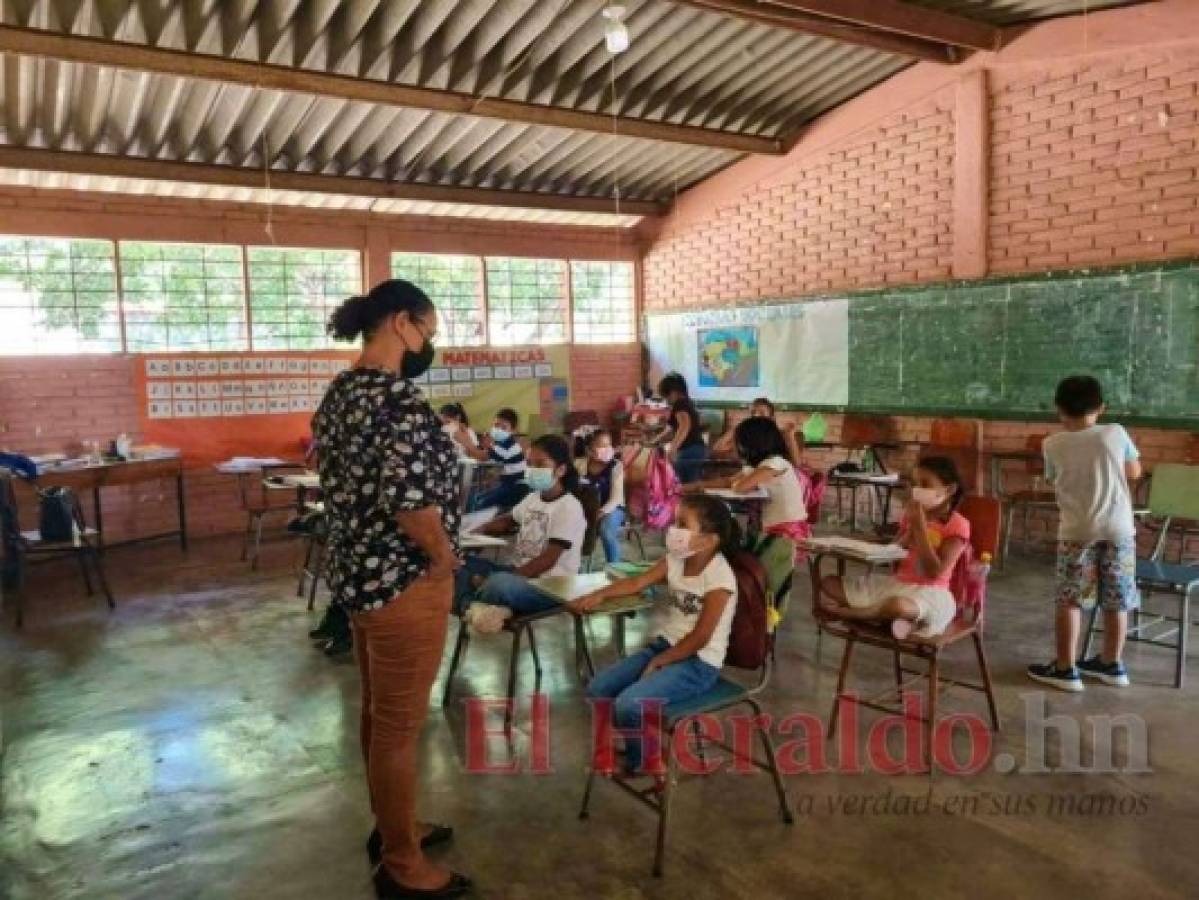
2, 533, 1197, 900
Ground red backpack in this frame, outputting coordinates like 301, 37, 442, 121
725, 548, 769, 669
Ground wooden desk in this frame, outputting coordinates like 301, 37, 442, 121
532, 572, 656, 666
32, 457, 187, 551
984, 450, 1041, 498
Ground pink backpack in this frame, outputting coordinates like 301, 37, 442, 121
948, 541, 989, 626
644, 449, 680, 530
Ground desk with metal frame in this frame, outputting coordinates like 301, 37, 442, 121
30, 457, 187, 552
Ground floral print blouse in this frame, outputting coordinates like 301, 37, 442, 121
312, 367, 461, 612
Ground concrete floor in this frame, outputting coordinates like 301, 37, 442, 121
2, 533, 1197, 900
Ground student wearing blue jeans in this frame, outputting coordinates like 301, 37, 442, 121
454, 434, 594, 633
659, 373, 709, 485
572, 495, 741, 773
584, 636, 719, 771
577, 428, 627, 564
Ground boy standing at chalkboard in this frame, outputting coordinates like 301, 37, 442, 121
1028, 376, 1142, 692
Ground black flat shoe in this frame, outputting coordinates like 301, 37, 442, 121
373, 865, 471, 899
323, 632, 353, 657
368, 826, 455, 865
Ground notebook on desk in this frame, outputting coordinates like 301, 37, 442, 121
705, 487, 770, 501
805, 536, 907, 562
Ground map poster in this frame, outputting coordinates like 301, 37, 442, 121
698, 326, 760, 388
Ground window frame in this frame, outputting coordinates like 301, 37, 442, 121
246, 245, 364, 351
568, 259, 637, 345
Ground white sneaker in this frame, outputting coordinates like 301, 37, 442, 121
465, 603, 513, 634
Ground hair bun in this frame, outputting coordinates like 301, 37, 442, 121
327, 294, 372, 341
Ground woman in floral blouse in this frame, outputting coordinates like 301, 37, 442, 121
313, 280, 470, 899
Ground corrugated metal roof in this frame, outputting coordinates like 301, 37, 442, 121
0, 0, 1140, 224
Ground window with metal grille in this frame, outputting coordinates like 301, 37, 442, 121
485, 257, 567, 346
391, 252, 486, 347
119, 242, 248, 351
0, 237, 121, 354
248, 247, 362, 349
570, 261, 636, 343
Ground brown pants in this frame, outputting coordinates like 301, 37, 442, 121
351, 574, 451, 879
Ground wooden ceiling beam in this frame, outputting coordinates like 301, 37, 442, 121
0, 24, 783, 156
0, 147, 664, 216
672, 0, 965, 63
765, 0, 1002, 52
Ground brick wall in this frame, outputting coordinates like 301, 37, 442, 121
644, 96, 955, 307
0, 191, 643, 540
640, 1, 1198, 555
989, 50, 1199, 271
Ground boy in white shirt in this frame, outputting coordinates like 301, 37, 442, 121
1028, 376, 1142, 692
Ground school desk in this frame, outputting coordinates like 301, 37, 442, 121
531, 572, 656, 670
30, 456, 187, 551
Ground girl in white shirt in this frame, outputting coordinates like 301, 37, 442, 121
454, 434, 595, 633
573, 495, 740, 775
687, 417, 808, 544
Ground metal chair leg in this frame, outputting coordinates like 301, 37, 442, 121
747, 697, 794, 824
653, 729, 677, 878
689, 719, 707, 768
306, 541, 326, 611
241, 511, 254, 561
91, 549, 115, 611
250, 512, 265, 571
828, 637, 855, 740
1002, 503, 1016, 566
893, 649, 903, 692
973, 631, 1000, 731
925, 653, 940, 771
527, 623, 544, 696
77, 548, 95, 596
441, 617, 470, 709
297, 536, 315, 598
1082, 603, 1100, 660
1176, 590, 1191, 690
579, 766, 597, 820
504, 626, 523, 733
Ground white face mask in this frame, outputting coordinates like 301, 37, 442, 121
441, 421, 459, 436
490, 426, 511, 443
594, 446, 615, 464
911, 486, 946, 509
665, 526, 698, 559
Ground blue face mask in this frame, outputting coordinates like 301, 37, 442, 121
524, 467, 556, 493
490, 426, 511, 443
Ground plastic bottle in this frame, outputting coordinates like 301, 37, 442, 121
971, 551, 993, 581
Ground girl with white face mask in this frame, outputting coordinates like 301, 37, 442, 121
452, 434, 595, 634
818, 456, 970, 640
577, 429, 627, 564
572, 495, 740, 775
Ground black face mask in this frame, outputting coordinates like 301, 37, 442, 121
401, 340, 435, 379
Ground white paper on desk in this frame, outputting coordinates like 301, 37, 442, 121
460, 508, 498, 534
219, 456, 287, 471
811, 536, 907, 561
706, 487, 769, 500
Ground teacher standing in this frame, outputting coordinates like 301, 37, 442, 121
313, 280, 471, 899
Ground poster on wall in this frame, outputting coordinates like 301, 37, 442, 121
698, 326, 760, 388
646, 298, 850, 405
134, 345, 572, 465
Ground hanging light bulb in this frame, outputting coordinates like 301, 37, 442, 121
602, 4, 629, 54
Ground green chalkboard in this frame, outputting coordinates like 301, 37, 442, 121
847, 264, 1199, 423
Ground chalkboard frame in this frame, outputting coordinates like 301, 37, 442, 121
646, 257, 1199, 432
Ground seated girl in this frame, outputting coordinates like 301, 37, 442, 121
454, 434, 595, 633
818, 456, 969, 640
577, 429, 626, 564
686, 417, 808, 545
571, 495, 740, 775
439, 402, 479, 458
711, 397, 803, 465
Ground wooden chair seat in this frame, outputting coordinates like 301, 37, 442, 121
818, 614, 979, 652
